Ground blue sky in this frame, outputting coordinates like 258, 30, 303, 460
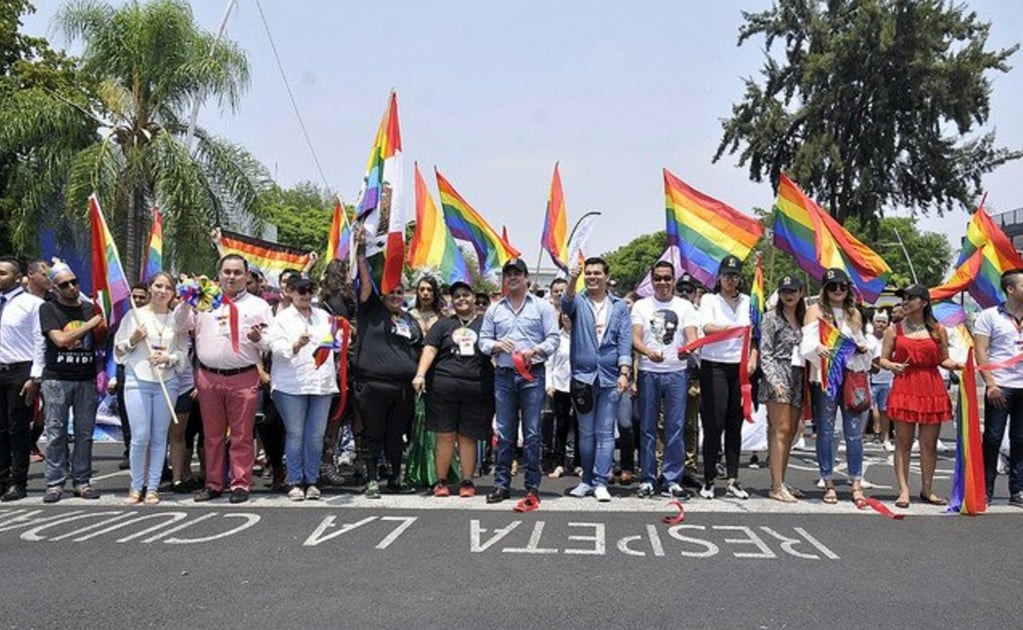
21, 0, 1023, 266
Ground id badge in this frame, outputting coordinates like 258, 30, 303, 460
452, 327, 477, 357
393, 317, 412, 339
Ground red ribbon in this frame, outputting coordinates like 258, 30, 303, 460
331, 317, 351, 424
978, 350, 1023, 372
222, 293, 241, 354
512, 352, 535, 381
857, 497, 906, 520
678, 326, 754, 423
661, 500, 686, 525
677, 326, 749, 354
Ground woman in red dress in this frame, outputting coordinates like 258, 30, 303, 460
879, 284, 962, 508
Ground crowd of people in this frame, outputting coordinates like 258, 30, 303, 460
1, 239, 1022, 511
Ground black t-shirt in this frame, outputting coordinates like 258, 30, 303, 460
424, 315, 494, 397
353, 294, 422, 381
39, 300, 98, 381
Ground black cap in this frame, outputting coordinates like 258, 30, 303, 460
289, 276, 315, 291
502, 258, 528, 274
719, 255, 742, 274
778, 275, 803, 291
895, 284, 930, 301
676, 273, 696, 293
449, 280, 473, 295
822, 268, 850, 285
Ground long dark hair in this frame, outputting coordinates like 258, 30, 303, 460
921, 300, 940, 340
773, 288, 806, 325
319, 259, 355, 315
414, 275, 440, 312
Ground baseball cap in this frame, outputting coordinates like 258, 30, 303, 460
822, 268, 850, 285
719, 255, 742, 274
502, 258, 528, 274
778, 275, 803, 291
895, 284, 930, 301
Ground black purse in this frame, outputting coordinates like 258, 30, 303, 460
570, 379, 594, 415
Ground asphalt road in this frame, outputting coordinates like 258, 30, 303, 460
1, 438, 1020, 629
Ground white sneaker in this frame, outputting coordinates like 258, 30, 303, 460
305, 485, 321, 500
288, 486, 305, 501
726, 481, 750, 500
569, 482, 595, 498
936, 439, 949, 453
883, 441, 894, 452
593, 486, 611, 502
816, 478, 826, 489
699, 483, 715, 500
911, 439, 920, 454
793, 437, 808, 451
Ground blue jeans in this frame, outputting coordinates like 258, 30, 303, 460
124, 374, 178, 492
271, 391, 332, 486
638, 371, 687, 487
983, 386, 1023, 495
576, 384, 620, 486
493, 367, 545, 491
812, 383, 867, 481
41, 379, 97, 488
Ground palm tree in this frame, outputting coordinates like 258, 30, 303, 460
0, 0, 270, 277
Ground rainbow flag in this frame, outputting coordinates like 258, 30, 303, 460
355, 91, 403, 222
218, 229, 310, 287
141, 206, 162, 282
750, 252, 765, 344
932, 300, 974, 350
542, 162, 569, 272
950, 202, 1023, 308
312, 331, 342, 369
407, 163, 471, 285
88, 194, 131, 328
930, 249, 983, 303
948, 349, 987, 515
435, 167, 520, 275
773, 173, 891, 302
326, 196, 352, 263
818, 317, 857, 400
663, 168, 764, 290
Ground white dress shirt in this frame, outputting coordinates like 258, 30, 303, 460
175, 291, 273, 370
268, 304, 339, 396
0, 288, 45, 378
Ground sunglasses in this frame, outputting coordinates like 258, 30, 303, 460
57, 278, 79, 289
652, 275, 674, 282
722, 273, 741, 280
826, 283, 849, 292
294, 286, 315, 296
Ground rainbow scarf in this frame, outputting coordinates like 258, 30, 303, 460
88, 194, 131, 329
773, 173, 891, 303
663, 168, 763, 290
948, 349, 987, 515
818, 317, 857, 400
542, 162, 569, 272
407, 163, 471, 284
436, 167, 520, 275
931, 203, 1023, 307
141, 206, 162, 282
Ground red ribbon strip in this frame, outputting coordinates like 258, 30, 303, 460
676, 326, 749, 354
222, 293, 241, 354
512, 352, 535, 381
661, 500, 686, 525
678, 326, 754, 423
857, 497, 906, 520
331, 317, 351, 424
978, 350, 1023, 372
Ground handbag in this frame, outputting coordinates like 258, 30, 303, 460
570, 379, 594, 415
842, 369, 872, 412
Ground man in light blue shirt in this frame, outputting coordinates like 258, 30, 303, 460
479, 258, 559, 509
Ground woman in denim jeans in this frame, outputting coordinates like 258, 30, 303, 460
114, 272, 187, 505
800, 268, 872, 505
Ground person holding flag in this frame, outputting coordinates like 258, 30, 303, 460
800, 268, 872, 505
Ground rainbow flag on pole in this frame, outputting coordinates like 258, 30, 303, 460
435, 167, 520, 276
938, 202, 1023, 308
88, 194, 131, 328
949, 349, 987, 515
773, 173, 891, 302
663, 168, 764, 290
818, 317, 857, 400
141, 206, 162, 282
750, 251, 765, 344
407, 163, 471, 284
542, 162, 569, 272
326, 196, 352, 263
218, 229, 310, 287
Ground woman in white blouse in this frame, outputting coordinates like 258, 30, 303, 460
114, 272, 187, 505
268, 277, 339, 501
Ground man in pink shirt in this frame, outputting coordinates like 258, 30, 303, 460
176, 254, 273, 503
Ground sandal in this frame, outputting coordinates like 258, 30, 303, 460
851, 488, 866, 506
822, 487, 838, 505
144, 491, 160, 505
769, 484, 798, 503
919, 493, 948, 506
894, 497, 910, 509
125, 490, 143, 505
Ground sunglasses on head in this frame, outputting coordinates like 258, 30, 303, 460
57, 278, 79, 289
826, 283, 849, 292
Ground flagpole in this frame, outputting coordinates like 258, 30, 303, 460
185, 0, 237, 153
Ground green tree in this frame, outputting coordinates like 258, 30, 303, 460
602, 231, 668, 294
714, 0, 1021, 231
259, 181, 333, 254
0, 0, 271, 277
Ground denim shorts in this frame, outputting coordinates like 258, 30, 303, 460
870, 383, 891, 412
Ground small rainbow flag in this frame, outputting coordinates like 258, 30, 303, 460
218, 229, 310, 287
88, 194, 131, 329
750, 251, 765, 344
941, 202, 1023, 308
818, 317, 857, 400
141, 206, 162, 282
542, 162, 569, 272
932, 301, 973, 349
663, 168, 764, 290
312, 331, 342, 369
326, 196, 352, 263
773, 173, 891, 303
948, 349, 987, 515
407, 163, 471, 285
435, 167, 520, 275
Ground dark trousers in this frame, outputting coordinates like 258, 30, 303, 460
545, 391, 578, 470
983, 385, 1023, 496
354, 379, 414, 482
255, 389, 285, 474
0, 364, 33, 488
115, 364, 130, 457
700, 360, 742, 481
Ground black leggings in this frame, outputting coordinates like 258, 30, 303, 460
700, 360, 742, 481
255, 390, 285, 474
545, 391, 578, 470
354, 379, 414, 482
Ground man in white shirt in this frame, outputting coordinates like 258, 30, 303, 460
631, 261, 699, 499
0, 256, 45, 502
